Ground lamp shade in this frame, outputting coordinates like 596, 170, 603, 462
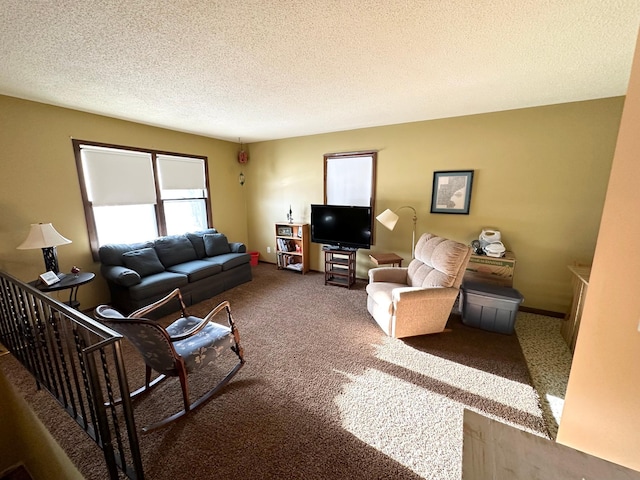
376, 209, 400, 231
17, 223, 72, 250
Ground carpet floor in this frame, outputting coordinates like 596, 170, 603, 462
1, 263, 551, 479
515, 312, 572, 440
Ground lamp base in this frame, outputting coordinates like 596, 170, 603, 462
42, 246, 60, 274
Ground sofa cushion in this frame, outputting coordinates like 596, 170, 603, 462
122, 248, 165, 277
99, 241, 154, 266
127, 271, 189, 301
154, 235, 198, 267
167, 260, 223, 282
203, 233, 231, 257
186, 229, 218, 259
205, 252, 251, 271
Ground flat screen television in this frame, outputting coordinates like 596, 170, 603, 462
310, 204, 372, 250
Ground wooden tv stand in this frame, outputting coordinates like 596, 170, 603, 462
323, 248, 356, 289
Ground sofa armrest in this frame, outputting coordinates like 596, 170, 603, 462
101, 265, 141, 287
369, 267, 408, 284
229, 242, 246, 253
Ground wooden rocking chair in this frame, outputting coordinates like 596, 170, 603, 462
95, 288, 244, 432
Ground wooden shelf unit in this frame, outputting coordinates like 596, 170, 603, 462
275, 223, 309, 274
324, 248, 356, 289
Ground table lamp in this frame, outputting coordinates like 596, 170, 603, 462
17, 223, 72, 275
376, 206, 418, 258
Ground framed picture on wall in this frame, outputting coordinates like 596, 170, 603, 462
430, 170, 474, 214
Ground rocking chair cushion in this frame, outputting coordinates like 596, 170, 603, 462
167, 316, 234, 372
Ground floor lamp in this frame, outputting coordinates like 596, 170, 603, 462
17, 223, 72, 275
376, 206, 418, 258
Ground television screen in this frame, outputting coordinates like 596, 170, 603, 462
310, 204, 372, 249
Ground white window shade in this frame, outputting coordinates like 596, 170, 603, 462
81, 147, 156, 206
326, 155, 373, 206
157, 155, 206, 190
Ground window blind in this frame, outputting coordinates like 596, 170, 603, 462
325, 155, 373, 206
80, 146, 156, 206
157, 155, 206, 190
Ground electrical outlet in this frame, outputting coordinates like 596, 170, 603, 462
267, 246, 271, 253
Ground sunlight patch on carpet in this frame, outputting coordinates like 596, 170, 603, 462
334, 367, 464, 480
545, 393, 565, 428
332, 327, 550, 479
372, 338, 542, 418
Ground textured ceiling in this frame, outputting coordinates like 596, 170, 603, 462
1, 1, 639, 142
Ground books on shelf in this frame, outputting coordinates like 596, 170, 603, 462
277, 238, 296, 252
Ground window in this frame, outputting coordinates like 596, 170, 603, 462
73, 140, 210, 258
324, 150, 377, 242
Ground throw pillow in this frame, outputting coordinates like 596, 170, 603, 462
154, 235, 198, 267
122, 248, 165, 277
185, 229, 217, 258
203, 233, 231, 257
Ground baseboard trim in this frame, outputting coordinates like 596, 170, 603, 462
519, 306, 565, 318
261, 262, 568, 317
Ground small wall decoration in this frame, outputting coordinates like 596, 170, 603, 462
237, 138, 248, 164
430, 170, 474, 214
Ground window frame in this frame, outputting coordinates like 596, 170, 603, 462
323, 150, 378, 243
72, 139, 211, 260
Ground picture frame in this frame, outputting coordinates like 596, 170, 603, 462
430, 170, 474, 214
277, 226, 293, 237
39, 271, 61, 286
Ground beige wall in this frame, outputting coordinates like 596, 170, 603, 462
245, 98, 623, 312
0, 95, 246, 309
0, 95, 623, 313
556, 35, 640, 469
0, 368, 84, 479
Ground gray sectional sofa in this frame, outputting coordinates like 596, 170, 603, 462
99, 229, 252, 317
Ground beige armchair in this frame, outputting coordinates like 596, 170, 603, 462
366, 233, 472, 338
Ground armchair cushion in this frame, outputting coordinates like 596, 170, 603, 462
122, 248, 165, 277
408, 235, 472, 288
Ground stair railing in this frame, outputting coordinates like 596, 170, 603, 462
0, 270, 144, 480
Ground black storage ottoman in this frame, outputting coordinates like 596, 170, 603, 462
460, 280, 524, 334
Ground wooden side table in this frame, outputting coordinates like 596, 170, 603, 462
29, 272, 95, 309
369, 252, 404, 267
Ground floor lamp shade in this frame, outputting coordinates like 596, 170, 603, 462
17, 223, 72, 274
376, 209, 400, 231
375, 206, 418, 258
